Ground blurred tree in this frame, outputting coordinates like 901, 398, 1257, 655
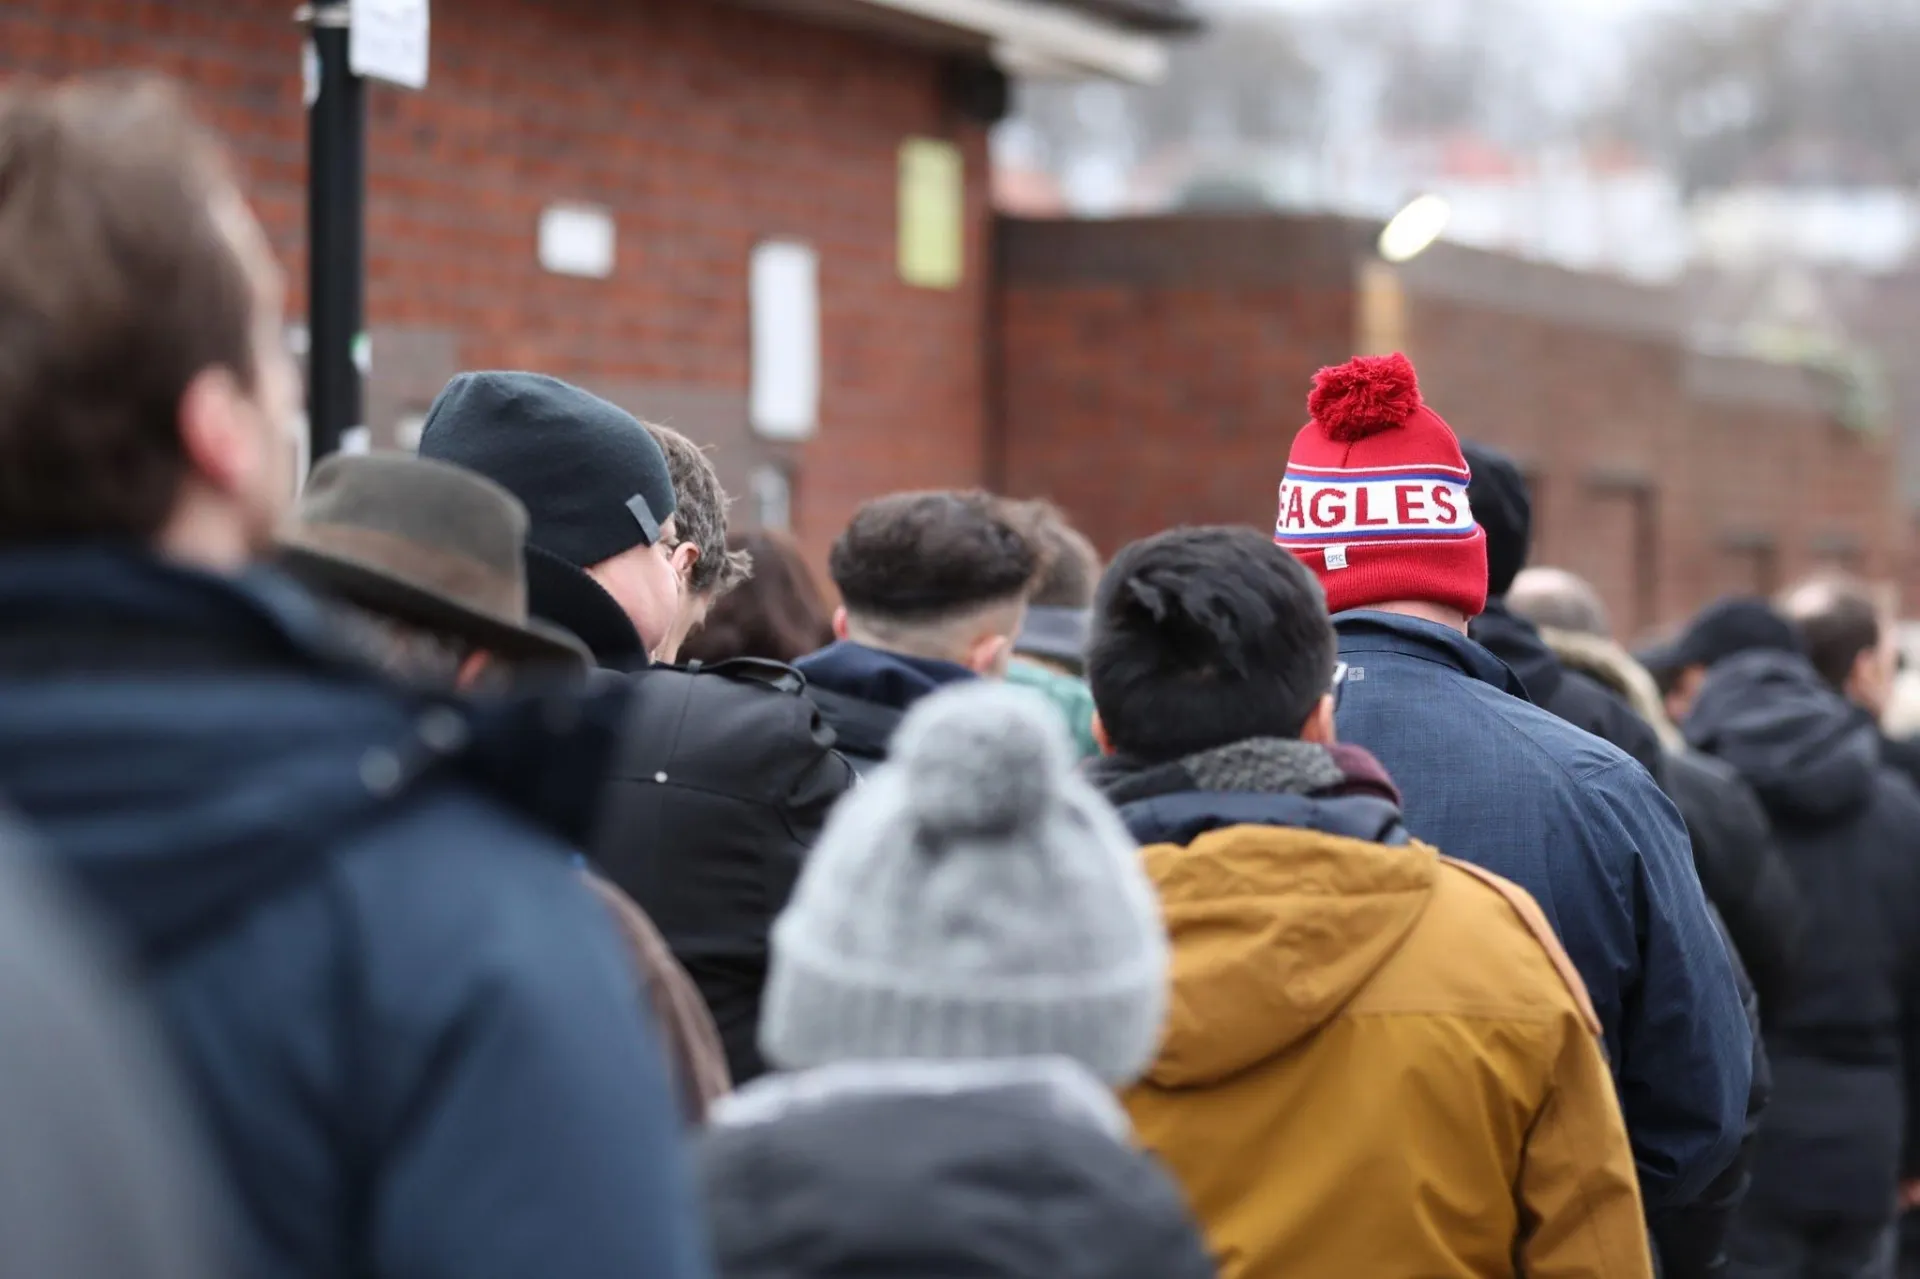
1605, 0, 1920, 192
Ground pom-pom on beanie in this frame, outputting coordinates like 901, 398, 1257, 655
1275, 352, 1488, 618
758, 683, 1168, 1086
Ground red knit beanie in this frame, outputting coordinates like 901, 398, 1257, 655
1275, 352, 1488, 618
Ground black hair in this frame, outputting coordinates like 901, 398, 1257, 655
829, 490, 1041, 622
1794, 584, 1881, 694
1088, 526, 1336, 762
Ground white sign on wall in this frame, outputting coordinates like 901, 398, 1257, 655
538, 204, 617, 280
750, 241, 820, 441
350, 0, 430, 91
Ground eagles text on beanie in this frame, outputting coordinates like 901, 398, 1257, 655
1275, 353, 1489, 619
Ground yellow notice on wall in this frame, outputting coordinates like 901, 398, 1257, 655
899, 138, 964, 290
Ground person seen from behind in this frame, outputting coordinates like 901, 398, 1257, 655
701, 683, 1215, 1279
679, 528, 835, 666
418, 373, 854, 1084
1085, 526, 1649, 1279
1675, 599, 1920, 1279
1277, 353, 1750, 1221
642, 422, 755, 664
1780, 574, 1920, 791
1506, 566, 1793, 1277
1511, 567, 1803, 1020
797, 490, 1044, 773
0, 75, 709, 1277
1004, 501, 1103, 759
278, 452, 731, 1121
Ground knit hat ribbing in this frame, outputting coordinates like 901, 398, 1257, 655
1275, 353, 1489, 619
759, 683, 1168, 1086
417, 371, 678, 569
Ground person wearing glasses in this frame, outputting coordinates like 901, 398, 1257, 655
1084, 526, 1650, 1279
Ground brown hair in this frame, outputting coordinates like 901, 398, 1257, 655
680, 529, 834, 666
0, 74, 257, 544
828, 489, 1043, 623
642, 422, 752, 598
1020, 500, 1102, 609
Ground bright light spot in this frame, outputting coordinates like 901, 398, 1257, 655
1379, 194, 1452, 264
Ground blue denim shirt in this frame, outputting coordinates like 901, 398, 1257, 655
1333, 610, 1751, 1211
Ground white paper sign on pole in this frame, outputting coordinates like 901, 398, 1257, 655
350, 0, 429, 90
750, 241, 821, 442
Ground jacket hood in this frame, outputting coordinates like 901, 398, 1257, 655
1685, 648, 1879, 823
1468, 599, 1560, 705
0, 550, 627, 961
1088, 736, 1432, 1086
1145, 822, 1434, 1086
1543, 627, 1684, 751
701, 1057, 1214, 1279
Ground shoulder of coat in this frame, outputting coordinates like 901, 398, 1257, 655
1434, 855, 1603, 1037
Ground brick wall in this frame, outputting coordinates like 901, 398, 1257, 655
994, 216, 1368, 552
2, 0, 993, 565
998, 216, 1905, 638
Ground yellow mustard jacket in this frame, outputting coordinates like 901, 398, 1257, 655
1125, 823, 1652, 1279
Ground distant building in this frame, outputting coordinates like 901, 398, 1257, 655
1, 0, 1195, 562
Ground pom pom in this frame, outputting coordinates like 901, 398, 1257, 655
892, 684, 1072, 840
1308, 352, 1423, 443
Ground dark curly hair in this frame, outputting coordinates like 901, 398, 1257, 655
828, 490, 1043, 623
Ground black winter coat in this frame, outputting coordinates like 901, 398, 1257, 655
1663, 749, 1804, 1020
1472, 600, 1669, 785
700, 1059, 1216, 1279
525, 549, 856, 1085
1688, 649, 1920, 1221
594, 657, 853, 1084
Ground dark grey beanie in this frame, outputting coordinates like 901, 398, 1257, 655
417, 372, 678, 569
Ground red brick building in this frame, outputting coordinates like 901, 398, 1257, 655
996, 216, 1902, 638
0, 0, 1192, 564
4, 2, 1904, 628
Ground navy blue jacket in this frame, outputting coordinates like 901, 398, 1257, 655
1334, 610, 1751, 1211
795, 641, 976, 773
0, 551, 711, 1279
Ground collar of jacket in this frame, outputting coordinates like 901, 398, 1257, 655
524, 543, 648, 672
1335, 608, 1530, 700
1467, 598, 1558, 705
795, 641, 976, 711
710, 1055, 1131, 1143
1088, 738, 1407, 848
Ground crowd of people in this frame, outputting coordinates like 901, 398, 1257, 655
5, 71, 1920, 1279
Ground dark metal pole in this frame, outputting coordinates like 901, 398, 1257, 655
303, 3, 364, 462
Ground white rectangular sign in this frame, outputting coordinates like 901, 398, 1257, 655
350, 0, 429, 90
750, 241, 821, 442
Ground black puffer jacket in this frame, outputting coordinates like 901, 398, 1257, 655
1687, 650, 1920, 1219
701, 1059, 1216, 1279
1662, 749, 1803, 1021
529, 550, 857, 1085
1471, 600, 1668, 786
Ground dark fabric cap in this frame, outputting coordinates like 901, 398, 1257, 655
1463, 441, 1531, 597
1672, 597, 1803, 671
417, 372, 677, 569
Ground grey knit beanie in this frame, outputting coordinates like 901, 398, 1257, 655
759, 683, 1168, 1086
